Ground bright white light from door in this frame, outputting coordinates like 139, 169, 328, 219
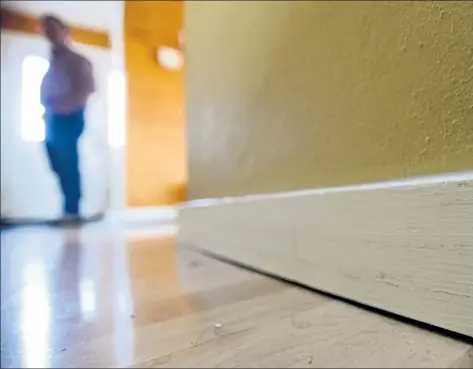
21, 56, 49, 142
108, 69, 126, 149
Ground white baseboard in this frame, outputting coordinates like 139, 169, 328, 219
122, 206, 177, 223
179, 172, 473, 337
107, 206, 178, 240
110, 206, 177, 228
124, 224, 178, 240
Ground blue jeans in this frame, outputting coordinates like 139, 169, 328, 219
44, 109, 85, 215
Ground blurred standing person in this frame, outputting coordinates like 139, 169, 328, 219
39, 15, 95, 224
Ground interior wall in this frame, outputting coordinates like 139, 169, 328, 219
186, 1, 473, 200
124, 1, 186, 207
1, 8, 110, 49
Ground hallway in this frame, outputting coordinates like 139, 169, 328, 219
1, 223, 471, 368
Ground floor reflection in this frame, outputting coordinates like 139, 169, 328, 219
111, 228, 134, 367
21, 267, 51, 368
0, 221, 249, 368
1, 223, 138, 368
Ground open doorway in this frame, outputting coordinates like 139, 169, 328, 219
1, 32, 113, 222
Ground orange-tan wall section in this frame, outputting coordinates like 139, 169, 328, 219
125, 1, 187, 207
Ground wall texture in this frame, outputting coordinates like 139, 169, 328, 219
125, 1, 186, 207
186, 1, 473, 200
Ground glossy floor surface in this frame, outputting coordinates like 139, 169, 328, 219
1, 223, 472, 368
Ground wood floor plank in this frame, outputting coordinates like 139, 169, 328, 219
134, 293, 470, 368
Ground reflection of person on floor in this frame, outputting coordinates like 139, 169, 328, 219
39, 15, 95, 224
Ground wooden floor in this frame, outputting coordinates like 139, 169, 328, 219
1, 223, 471, 368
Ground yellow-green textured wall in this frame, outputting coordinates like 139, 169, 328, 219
186, 1, 473, 199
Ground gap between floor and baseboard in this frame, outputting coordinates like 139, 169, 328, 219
182, 242, 473, 345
